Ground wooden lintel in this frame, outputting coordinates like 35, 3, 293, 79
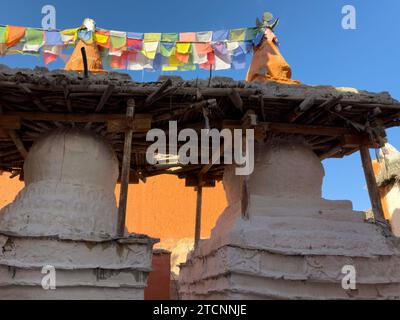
223, 120, 356, 136
107, 114, 152, 133
341, 134, 379, 148
3, 112, 152, 131
0, 115, 21, 130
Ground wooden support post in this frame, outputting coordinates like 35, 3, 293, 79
359, 145, 386, 223
117, 99, 135, 237
194, 184, 203, 249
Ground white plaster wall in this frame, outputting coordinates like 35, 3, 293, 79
386, 184, 400, 236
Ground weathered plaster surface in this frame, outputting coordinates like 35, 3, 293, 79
179, 138, 400, 300
0, 129, 157, 300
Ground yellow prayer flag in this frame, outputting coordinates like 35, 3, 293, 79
94, 32, 109, 44
176, 42, 191, 54
168, 54, 184, 67
61, 28, 79, 42
144, 33, 161, 42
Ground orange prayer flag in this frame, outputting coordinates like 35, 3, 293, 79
175, 52, 190, 63
43, 52, 57, 65
7, 26, 26, 47
194, 43, 212, 55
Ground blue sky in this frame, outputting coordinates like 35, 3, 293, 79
0, 0, 399, 210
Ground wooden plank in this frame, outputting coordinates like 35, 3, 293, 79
341, 135, 379, 148
95, 85, 114, 112
265, 122, 355, 136
359, 145, 386, 223
18, 84, 49, 112
194, 185, 203, 248
287, 96, 316, 122
107, 115, 152, 133
117, 100, 135, 237
223, 120, 356, 136
4, 112, 152, 131
319, 144, 343, 160
0, 115, 21, 130
145, 78, 173, 107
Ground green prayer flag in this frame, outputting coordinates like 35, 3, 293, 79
110, 35, 126, 49
161, 33, 178, 42
245, 27, 258, 41
230, 28, 246, 41
24, 28, 44, 45
0, 26, 7, 44
160, 43, 175, 57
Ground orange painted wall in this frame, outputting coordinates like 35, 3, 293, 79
0, 172, 226, 248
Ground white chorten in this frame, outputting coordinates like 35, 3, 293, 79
179, 137, 400, 300
0, 129, 157, 299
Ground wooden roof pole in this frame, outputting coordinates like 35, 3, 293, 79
117, 99, 135, 237
359, 145, 387, 226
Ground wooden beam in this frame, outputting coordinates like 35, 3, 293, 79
0, 115, 21, 130
107, 115, 152, 133
95, 85, 114, 112
117, 100, 135, 237
341, 135, 379, 148
287, 96, 316, 122
194, 184, 203, 248
319, 144, 343, 160
145, 78, 173, 107
223, 120, 356, 136
4, 112, 152, 131
18, 84, 48, 112
359, 145, 386, 223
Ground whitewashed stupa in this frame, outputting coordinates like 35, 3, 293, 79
0, 129, 157, 299
179, 137, 400, 299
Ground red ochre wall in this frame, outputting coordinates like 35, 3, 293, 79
0, 172, 227, 248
